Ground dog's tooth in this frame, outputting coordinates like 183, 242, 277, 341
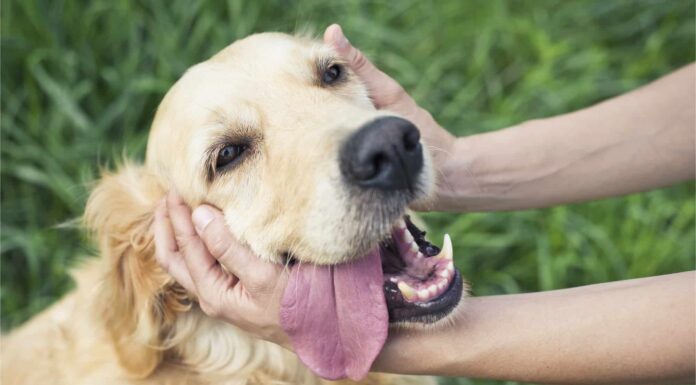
427, 284, 438, 296
396, 219, 406, 230
434, 234, 453, 260
438, 264, 453, 278
397, 281, 417, 302
437, 280, 447, 291
417, 289, 431, 301
403, 230, 414, 244
416, 251, 424, 259
409, 241, 419, 254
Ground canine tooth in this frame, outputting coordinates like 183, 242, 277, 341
417, 289, 431, 301
397, 281, 417, 301
396, 220, 406, 230
437, 281, 447, 290
435, 234, 453, 260
409, 242, 419, 254
403, 230, 414, 244
416, 252, 424, 259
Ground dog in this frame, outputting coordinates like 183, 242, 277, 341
2, 33, 463, 385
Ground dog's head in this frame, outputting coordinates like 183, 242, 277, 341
147, 33, 432, 265
85, 33, 462, 379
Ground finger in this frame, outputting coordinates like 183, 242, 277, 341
166, 190, 197, 238
153, 198, 196, 293
192, 204, 279, 286
323, 24, 405, 108
166, 191, 238, 296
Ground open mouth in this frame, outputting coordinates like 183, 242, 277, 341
380, 215, 463, 323
278, 214, 462, 380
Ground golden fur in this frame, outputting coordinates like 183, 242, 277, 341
1, 33, 436, 385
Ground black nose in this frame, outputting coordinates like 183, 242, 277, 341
340, 117, 423, 191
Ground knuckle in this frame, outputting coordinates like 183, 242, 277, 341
208, 232, 231, 259
244, 275, 267, 294
383, 84, 407, 105
175, 233, 199, 251
155, 252, 170, 271
392, 85, 407, 99
351, 50, 369, 71
198, 300, 220, 318
246, 270, 275, 293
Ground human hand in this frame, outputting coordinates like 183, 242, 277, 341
153, 191, 290, 347
324, 24, 456, 211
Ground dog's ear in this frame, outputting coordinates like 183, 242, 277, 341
84, 163, 189, 378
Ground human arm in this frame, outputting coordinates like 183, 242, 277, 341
325, 25, 695, 212
375, 271, 695, 384
155, 198, 695, 384
439, 64, 696, 212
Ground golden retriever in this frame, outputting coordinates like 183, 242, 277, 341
2, 33, 463, 385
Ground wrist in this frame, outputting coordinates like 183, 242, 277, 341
428, 135, 479, 212
404, 106, 459, 212
396, 100, 456, 169
432, 120, 549, 213
373, 298, 487, 376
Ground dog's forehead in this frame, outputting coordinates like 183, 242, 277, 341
154, 33, 329, 128
145, 33, 333, 177
212, 32, 322, 68
151, 35, 317, 120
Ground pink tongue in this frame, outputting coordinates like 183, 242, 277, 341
279, 248, 388, 381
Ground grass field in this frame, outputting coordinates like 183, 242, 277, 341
2, 1, 694, 384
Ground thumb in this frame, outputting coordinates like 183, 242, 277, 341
191, 204, 270, 281
323, 24, 406, 109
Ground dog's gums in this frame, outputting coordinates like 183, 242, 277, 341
381, 216, 462, 323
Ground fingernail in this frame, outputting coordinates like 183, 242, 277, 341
192, 205, 215, 233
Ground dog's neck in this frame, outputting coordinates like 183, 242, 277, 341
169, 310, 319, 383
76, 259, 321, 384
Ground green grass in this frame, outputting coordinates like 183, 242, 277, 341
1, 1, 694, 384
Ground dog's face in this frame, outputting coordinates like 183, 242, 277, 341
85, 33, 462, 379
146, 33, 432, 265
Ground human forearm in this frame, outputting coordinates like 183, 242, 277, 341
436, 64, 695, 212
374, 272, 695, 384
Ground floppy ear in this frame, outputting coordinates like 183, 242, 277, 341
84, 163, 189, 378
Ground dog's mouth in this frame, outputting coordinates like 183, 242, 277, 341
282, 214, 463, 325
379, 215, 463, 323
278, 214, 462, 380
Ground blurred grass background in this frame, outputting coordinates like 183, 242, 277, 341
1, 1, 694, 384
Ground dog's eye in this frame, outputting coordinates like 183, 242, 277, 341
216, 144, 246, 169
322, 64, 342, 85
